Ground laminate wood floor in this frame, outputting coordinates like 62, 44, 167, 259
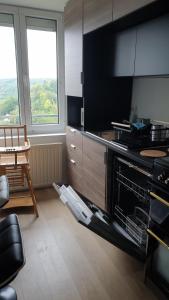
3, 188, 163, 300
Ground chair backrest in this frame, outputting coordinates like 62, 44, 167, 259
0, 125, 28, 148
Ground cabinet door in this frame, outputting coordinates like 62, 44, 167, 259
135, 14, 169, 76
64, 0, 83, 97
113, 28, 136, 76
82, 136, 107, 211
113, 0, 156, 21
84, 0, 113, 34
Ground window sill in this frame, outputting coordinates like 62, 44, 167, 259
28, 132, 66, 138
28, 132, 66, 145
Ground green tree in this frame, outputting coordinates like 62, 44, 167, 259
0, 78, 59, 124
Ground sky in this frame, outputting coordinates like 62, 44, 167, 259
0, 26, 57, 79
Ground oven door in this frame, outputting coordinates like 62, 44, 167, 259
148, 182, 169, 225
54, 183, 147, 261
146, 183, 169, 297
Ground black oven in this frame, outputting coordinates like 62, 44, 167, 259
111, 156, 152, 258
56, 151, 169, 267
145, 157, 169, 298
55, 152, 154, 261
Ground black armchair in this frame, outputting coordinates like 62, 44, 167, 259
0, 176, 25, 300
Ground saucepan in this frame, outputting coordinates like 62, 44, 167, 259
150, 124, 169, 142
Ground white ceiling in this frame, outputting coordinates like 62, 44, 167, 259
0, 0, 68, 12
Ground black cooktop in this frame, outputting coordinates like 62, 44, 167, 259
155, 156, 169, 167
116, 135, 169, 150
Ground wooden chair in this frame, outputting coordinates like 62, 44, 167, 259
0, 125, 38, 217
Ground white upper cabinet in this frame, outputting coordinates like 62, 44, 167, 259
64, 0, 83, 97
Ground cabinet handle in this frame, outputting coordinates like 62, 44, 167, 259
70, 159, 76, 164
149, 191, 169, 208
147, 229, 169, 250
70, 128, 76, 133
70, 144, 76, 149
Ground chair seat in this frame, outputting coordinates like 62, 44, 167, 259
0, 155, 28, 167
0, 125, 38, 217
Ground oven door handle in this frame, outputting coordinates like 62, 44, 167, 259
149, 191, 169, 208
116, 157, 152, 178
147, 229, 169, 250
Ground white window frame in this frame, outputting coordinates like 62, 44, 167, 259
0, 5, 65, 134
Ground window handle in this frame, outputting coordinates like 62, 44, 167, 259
70, 128, 76, 133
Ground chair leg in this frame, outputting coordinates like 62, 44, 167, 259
23, 166, 39, 217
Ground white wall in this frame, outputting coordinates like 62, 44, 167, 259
131, 77, 169, 124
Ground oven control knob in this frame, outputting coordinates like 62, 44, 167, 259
165, 178, 169, 185
158, 174, 164, 181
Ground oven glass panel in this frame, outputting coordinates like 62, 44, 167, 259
113, 157, 150, 253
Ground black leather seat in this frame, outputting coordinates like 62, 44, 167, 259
0, 176, 25, 300
0, 214, 25, 288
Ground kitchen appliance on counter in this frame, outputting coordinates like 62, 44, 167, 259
108, 121, 169, 150
150, 124, 169, 142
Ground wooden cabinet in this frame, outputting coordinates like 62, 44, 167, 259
66, 127, 107, 211
113, 28, 136, 76
66, 126, 83, 193
113, 0, 156, 21
83, 0, 113, 34
82, 136, 107, 211
135, 14, 169, 76
64, 0, 83, 97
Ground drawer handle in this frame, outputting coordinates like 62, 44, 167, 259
149, 191, 169, 208
147, 228, 169, 249
70, 144, 76, 149
70, 159, 76, 164
70, 128, 76, 133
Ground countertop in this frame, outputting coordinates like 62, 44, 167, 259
81, 130, 167, 170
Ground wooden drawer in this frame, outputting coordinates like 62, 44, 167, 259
83, 154, 106, 210
66, 126, 82, 150
83, 135, 106, 163
83, 179, 105, 211
82, 135, 107, 211
66, 144, 82, 165
67, 158, 83, 193
83, 152, 105, 178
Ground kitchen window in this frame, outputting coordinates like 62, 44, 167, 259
0, 5, 65, 134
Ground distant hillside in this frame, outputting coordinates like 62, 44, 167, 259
0, 78, 56, 100
0, 79, 18, 100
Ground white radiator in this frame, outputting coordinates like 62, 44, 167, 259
29, 143, 62, 187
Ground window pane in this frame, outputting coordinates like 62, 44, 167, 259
0, 15, 20, 125
26, 18, 58, 124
